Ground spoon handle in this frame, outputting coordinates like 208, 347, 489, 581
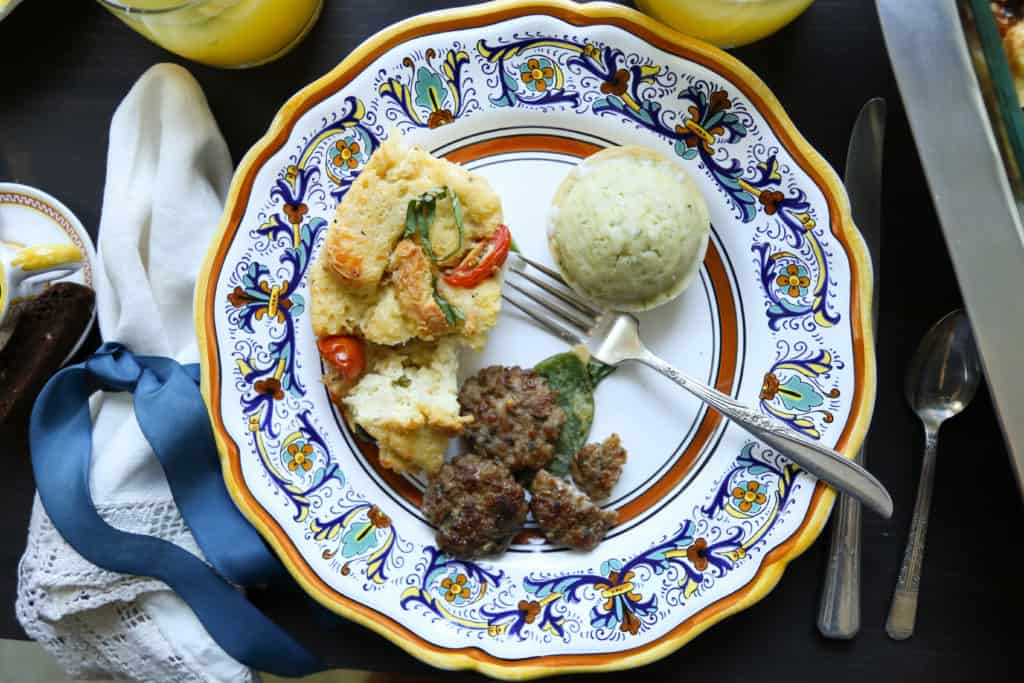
886, 426, 939, 640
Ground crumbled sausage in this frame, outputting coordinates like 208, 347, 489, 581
571, 434, 627, 500
458, 366, 566, 471
423, 453, 528, 558
530, 470, 616, 551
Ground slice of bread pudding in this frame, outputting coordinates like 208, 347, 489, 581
311, 135, 503, 349
311, 135, 506, 474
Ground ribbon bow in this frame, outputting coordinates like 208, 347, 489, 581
30, 342, 324, 677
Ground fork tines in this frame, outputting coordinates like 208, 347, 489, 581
502, 253, 604, 346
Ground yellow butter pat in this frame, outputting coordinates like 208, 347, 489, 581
11, 244, 83, 272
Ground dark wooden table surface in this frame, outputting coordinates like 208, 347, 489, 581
1, 1, 1021, 680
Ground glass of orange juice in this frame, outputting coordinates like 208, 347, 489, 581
635, 0, 815, 48
98, 0, 323, 69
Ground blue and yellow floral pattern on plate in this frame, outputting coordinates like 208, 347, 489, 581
196, 1, 874, 678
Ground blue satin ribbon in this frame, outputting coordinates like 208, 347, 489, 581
30, 342, 325, 677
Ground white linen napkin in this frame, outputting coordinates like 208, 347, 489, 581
15, 63, 255, 683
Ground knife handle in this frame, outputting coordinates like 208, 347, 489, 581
817, 448, 864, 639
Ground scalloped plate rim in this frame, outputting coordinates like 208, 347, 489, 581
195, 1, 875, 677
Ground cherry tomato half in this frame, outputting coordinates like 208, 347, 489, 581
317, 335, 365, 383
442, 224, 512, 288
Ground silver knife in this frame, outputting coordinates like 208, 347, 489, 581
817, 97, 886, 640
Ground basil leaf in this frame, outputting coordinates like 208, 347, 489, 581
534, 352, 595, 478
404, 186, 463, 264
451, 191, 464, 228
587, 359, 616, 386
406, 188, 443, 244
432, 278, 465, 327
418, 198, 436, 261
432, 187, 464, 264
436, 191, 464, 264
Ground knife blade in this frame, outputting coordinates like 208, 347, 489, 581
817, 97, 886, 640
846, 99, 885, 324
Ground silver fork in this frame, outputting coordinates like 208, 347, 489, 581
503, 254, 894, 519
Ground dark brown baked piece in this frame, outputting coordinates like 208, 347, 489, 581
571, 434, 628, 501
423, 453, 529, 559
531, 470, 617, 551
0, 282, 95, 425
458, 365, 566, 472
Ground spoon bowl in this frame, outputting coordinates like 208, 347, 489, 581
905, 310, 982, 427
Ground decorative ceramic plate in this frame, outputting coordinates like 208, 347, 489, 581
197, 1, 874, 677
0, 182, 97, 362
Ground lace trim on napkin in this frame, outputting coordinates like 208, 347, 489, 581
17, 496, 256, 683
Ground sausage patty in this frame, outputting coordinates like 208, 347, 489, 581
458, 365, 566, 471
530, 470, 617, 551
571, 433, 628, 500
423, 453, 528, 559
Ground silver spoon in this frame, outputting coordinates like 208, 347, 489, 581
886, 309, 981, 640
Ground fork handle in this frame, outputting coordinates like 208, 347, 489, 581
639, 352, 893, 519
